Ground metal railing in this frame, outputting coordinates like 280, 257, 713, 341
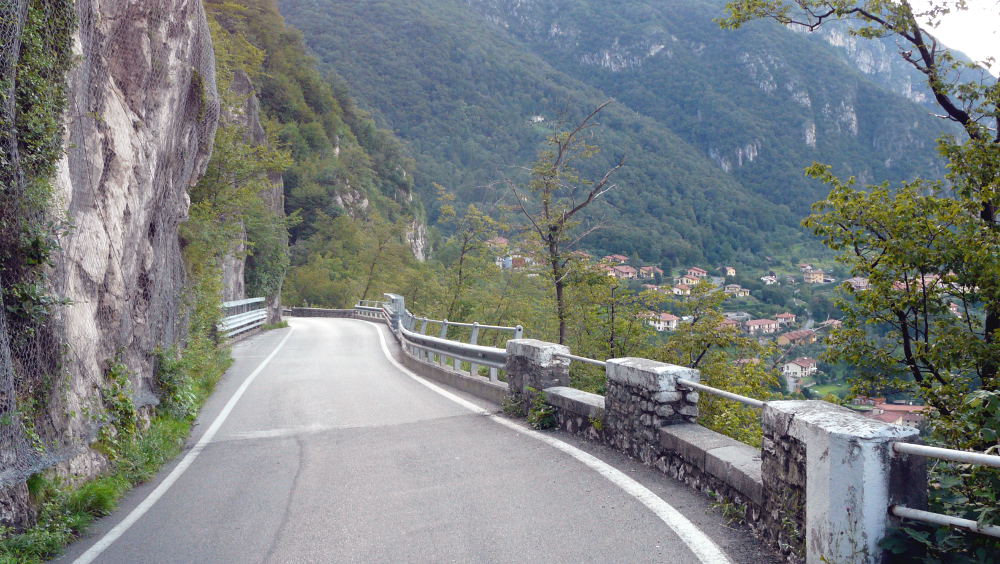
219, 297, 267, 338
676, 378, 764, 409
890, 442, 1000, 538
361, 298, 520, 382
554, 352, 607, 367
552, 353, 764, 408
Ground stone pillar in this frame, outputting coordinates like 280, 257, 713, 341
761, 400, 925, 563
504, 339, 570, 407
604, 358, 699, 464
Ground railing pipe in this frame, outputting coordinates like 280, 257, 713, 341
890, 505, 1000, 539
892, 442, 1000, 468
553, 352, 607, 367
676, 378, 764, 409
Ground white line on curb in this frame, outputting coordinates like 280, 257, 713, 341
73, 327, 296, 564
372, 323, 734, 564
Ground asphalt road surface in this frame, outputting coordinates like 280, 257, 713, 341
58, 317, 780, 564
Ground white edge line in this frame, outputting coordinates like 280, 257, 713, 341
72, 327, 296, 564
372, 323, 733, 564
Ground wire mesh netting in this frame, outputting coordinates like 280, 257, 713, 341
0, 0, 67, 490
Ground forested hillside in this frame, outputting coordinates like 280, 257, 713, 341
203, 0, 434, 308
277, 0, 950, 267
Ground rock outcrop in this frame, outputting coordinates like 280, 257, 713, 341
44, 0, 219, 486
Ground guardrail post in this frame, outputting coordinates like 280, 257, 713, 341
469, 323, 480, 377
604, 358, 700, 465
419, 318, 428, 334
504, 339, 570, 407
760, 401, 925, 563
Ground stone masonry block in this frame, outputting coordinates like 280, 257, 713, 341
762, 400, 922, 564
506, 339, 569, 367
607, 357, 699, 391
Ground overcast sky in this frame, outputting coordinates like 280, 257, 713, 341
914, 0, 999, 75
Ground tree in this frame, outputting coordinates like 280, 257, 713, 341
511, 101, 624, 344
435, 184, 500, 319
722, 1, 1000, 557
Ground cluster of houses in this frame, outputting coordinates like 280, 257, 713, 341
852, 396, 927, 427
599, 254, 665, 280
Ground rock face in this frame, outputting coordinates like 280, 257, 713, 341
43, 0, 219, 484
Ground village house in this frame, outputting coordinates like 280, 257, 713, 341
866, 402, 927, 428
638, 265, 664, 280
782, 357, 817, 393
746, 319, 780, 335
723, 284, 750, 297
676, 274, 701, 286
804, 270, 826, 284
602, 254, 629, 264
724, 266, 736, 277
775, 312, 796, 325
609, 265, 638, 280
647, 312, 680, 332
686, 266, 708, 278
719, 318, 741, 331
777, 329, 818, 347
672, 284, 691, 296
760, 275, 778, 285
818, 319, 842, 330
845, 277, 870, 292
799, 263, 813, 272
949, 302, 962, 317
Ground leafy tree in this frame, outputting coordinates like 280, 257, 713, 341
722, 0, 1000, 557
511, 101, 624, 343
435, 185, 501, 319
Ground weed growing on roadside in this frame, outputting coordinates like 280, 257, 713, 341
526, 387, 556, 430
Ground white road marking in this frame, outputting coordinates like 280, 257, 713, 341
72, 327, 296, 564
372, 323, 734, 564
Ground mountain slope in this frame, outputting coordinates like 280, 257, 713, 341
278, 0, 949, 266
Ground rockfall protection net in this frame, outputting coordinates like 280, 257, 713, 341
0, 0, 64, 487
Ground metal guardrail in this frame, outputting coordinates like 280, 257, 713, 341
890, 442, 1000, 538
552, 353, 764, 408
890, 506, 1000, 539
359, 299, 517, 382
220, 297, 267, 337
676, 378, 765, 409
554, 352, 607, 367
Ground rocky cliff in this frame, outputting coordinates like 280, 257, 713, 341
219, 70, 285, 302
10, 0, 218, 521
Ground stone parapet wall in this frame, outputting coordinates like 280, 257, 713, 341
503, 339, 569, 406
604, 358, 699, 464
544, 386, 605, 442
762, 401, 924, 563
761, 430, 807, 558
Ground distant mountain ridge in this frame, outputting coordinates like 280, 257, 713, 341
278, 0, 951, 267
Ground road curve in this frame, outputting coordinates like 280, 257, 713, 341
58, 317, 777, 564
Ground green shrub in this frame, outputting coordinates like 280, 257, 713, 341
526, 387, 556, 430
